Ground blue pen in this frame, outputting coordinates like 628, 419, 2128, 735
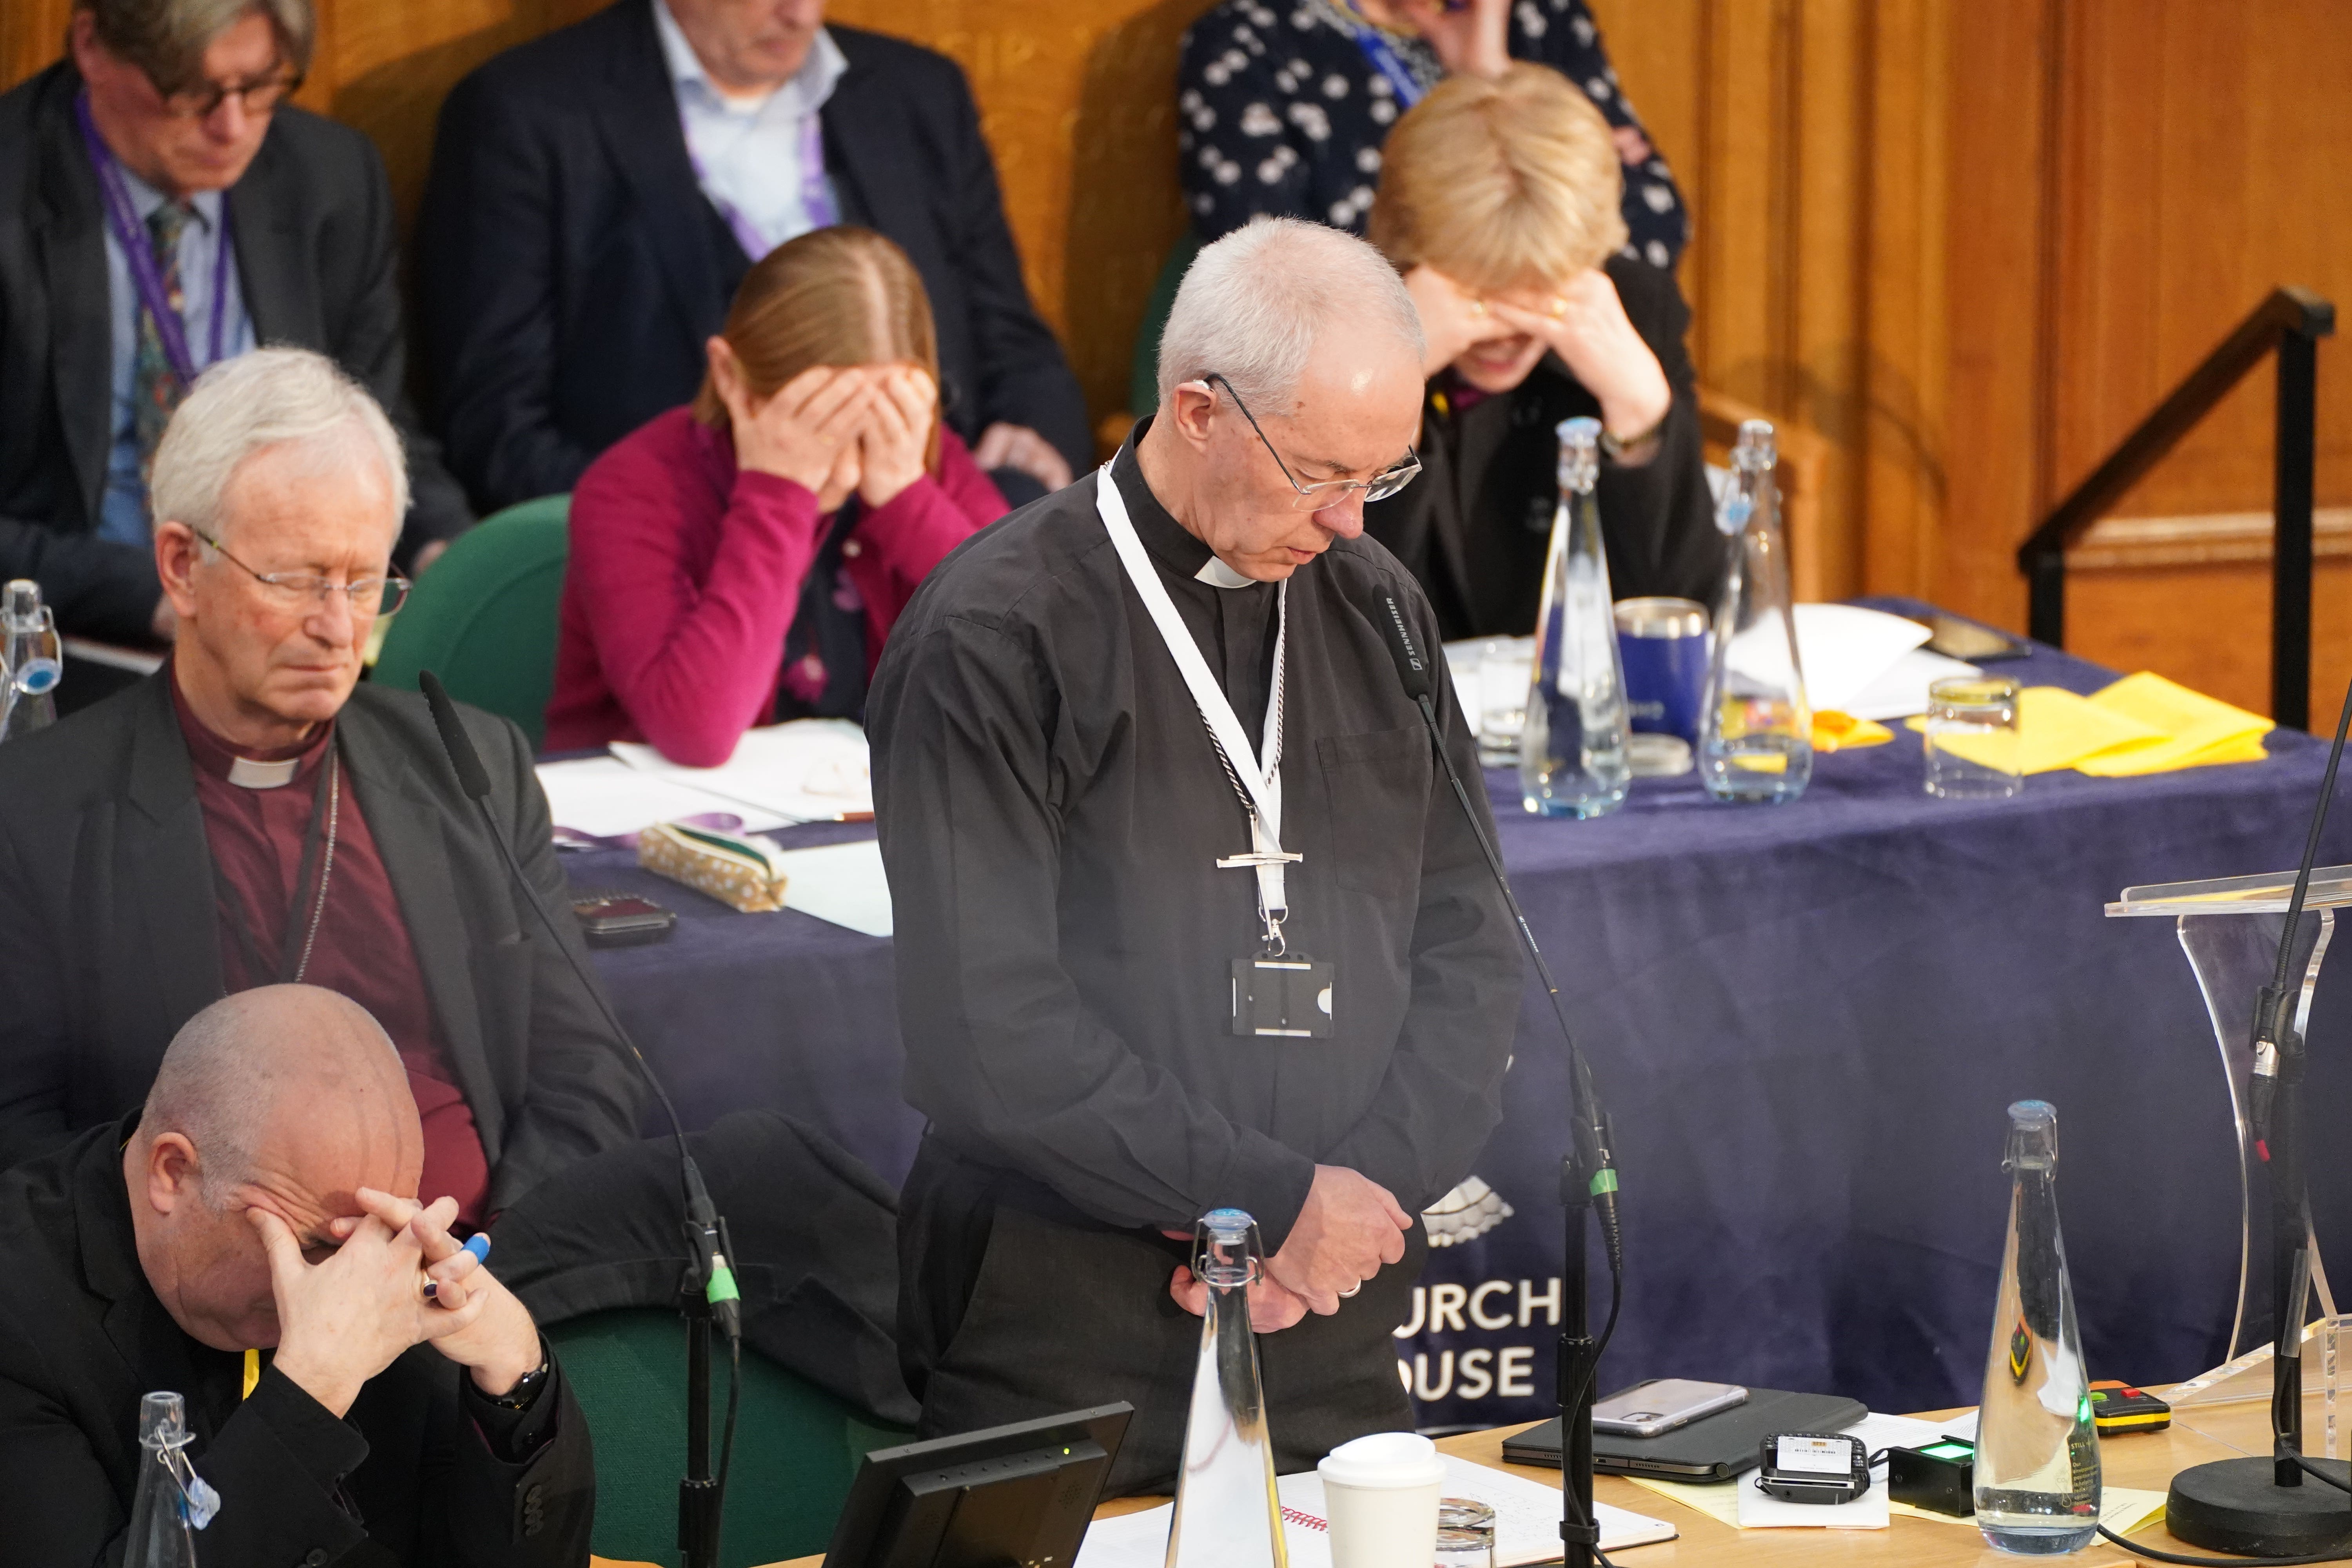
425, 1234, 493, 1300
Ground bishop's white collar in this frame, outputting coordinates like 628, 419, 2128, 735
226, 756, 299, 789
1194, 555, 1256, 590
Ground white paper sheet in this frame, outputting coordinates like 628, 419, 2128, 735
1789, 603, 1933, 713
1074, 1454, 1675, 1568
1841, 646, 1984, 721
610, 718, 872, 823
765, 837, 893, 936
534, 755, 790, 837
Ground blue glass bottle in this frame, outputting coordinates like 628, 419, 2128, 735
1697, 421, 1811, 803
1519, 417, 1630, 818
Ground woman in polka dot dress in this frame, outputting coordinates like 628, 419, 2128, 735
1178, 0, 1687, 269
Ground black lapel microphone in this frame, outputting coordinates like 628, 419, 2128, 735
417, 672, 742, 1346
1364, 591, 1619, 1239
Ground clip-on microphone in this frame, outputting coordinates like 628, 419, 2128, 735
1365, 593, 1622, 1568
419, 673, 740, 1568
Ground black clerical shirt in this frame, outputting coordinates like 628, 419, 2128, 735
869, 436, 1523, 1249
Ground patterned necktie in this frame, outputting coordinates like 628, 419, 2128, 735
132, 201, 192, 488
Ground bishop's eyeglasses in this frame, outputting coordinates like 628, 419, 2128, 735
1205, 372, 1421, 511
193, 527, 412, 619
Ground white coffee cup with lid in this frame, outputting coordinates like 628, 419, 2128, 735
1318, 1431, 1446, 1568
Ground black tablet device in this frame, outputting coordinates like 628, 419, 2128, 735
821, 1402, 1133, 1567
1500, 1388, 1869, 1481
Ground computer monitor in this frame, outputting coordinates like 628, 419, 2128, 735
821, 1402, 1134, 1568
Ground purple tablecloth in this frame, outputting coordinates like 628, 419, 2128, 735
566, 606, 2352, 1428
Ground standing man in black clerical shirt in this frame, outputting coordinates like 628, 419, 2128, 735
869, 218, 1523, 1492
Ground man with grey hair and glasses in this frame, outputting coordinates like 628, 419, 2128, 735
0, 0, 472, 650
870, 217, 1522, 1489
0, 347, 644, 1224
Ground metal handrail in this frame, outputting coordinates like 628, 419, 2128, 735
2017, 287, 2334, 729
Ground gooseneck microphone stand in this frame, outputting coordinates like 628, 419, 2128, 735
420, 673, 742, 1568
1366, 595, 1625, 1568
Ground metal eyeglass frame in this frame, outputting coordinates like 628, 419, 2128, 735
192, 526, 411, 618
1203, 372, 1421, 511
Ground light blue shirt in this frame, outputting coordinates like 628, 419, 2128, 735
99, 171, 254, 546
653, 0, 847, 259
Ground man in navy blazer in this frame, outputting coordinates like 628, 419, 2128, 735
0, 1, 472, 646
415, 0, 1092, 514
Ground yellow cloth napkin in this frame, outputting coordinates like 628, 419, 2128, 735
2073, 671, 2272, 775
1902, 674, 2271, 777
1812, 711, 1893, 752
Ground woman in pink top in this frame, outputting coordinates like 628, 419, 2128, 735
547, 227, 1009, 765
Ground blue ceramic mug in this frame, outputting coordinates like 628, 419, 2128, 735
1614, 597, 1710, 743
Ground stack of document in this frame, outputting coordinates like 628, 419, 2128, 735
1906, 672, 2271, 776
535, 719, 871, 838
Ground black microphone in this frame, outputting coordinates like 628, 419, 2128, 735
418, 672, 742, 1345
1365, 592, 1619, 1243
1364, 589, 1622, 1568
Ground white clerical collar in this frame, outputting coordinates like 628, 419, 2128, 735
226, 756, 299, 789
1194, 555, 1256, 590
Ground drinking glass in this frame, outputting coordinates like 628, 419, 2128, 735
1477, 642, 1532, 767
1435, 1498, 1497, 1567
1924, 675, 2023, 800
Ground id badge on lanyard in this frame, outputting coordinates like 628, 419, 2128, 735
1094, 463, 1336, 1038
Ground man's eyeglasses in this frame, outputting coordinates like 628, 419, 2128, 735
193, 526, 410, 619
159, 71, 302, 121
1205, 372, 1421, 512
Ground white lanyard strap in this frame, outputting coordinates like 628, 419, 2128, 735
1094, 464, 1297, 941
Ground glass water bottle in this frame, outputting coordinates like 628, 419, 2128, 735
125, 1391, 220, 1568
1975, 1101, 2101, 1554
2, 579, 62, 742
1165, 1210, 1288, 1568
1696, 422, 1811, 803
1519, 417, 1630, 818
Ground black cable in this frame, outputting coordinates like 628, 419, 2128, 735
2291, 1454, 2352, 1495
2096, 1523, 2352, 1566
715, 1338, 742, 1529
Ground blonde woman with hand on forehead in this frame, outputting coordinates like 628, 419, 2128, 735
546, 226, 1009, 767
1363, 64, 1722, 642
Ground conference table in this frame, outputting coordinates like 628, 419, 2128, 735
718, 1386, 2335, 1568
561, 601, 2352, 1431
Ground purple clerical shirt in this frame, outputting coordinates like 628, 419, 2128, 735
171, 674, 492, 1225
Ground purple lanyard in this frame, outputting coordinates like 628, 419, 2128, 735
688, 107, 837, 261
1334, 8, 1431, 107
73, 91, 232, 387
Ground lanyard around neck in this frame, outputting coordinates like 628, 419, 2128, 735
1094, 463, 1298, 946
1328, 3, 1433, 107
73, 91, 232, 387
684, 101, 837, 259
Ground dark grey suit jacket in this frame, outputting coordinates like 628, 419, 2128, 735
0, 673, 646, 1211
0, 60, 474, 644
414, 0, 1091, 512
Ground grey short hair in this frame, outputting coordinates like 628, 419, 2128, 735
80, 0, 316, 97
150, 347, 407, 543
1155, 217, 1426, 412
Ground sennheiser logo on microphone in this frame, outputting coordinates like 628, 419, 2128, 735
1381, 595, 1424, 672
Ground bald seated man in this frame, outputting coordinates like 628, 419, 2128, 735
0, 985, 593, 1564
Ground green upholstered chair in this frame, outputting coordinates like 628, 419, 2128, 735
372, 495, 571, 750
546, 1307, 912, 1568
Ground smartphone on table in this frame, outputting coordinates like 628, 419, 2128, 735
1591, 1378, 1749, 1437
